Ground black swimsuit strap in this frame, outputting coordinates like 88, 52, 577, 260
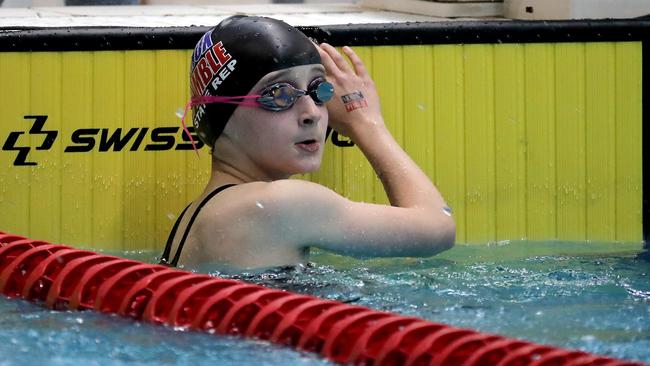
159, 203, 190, 265
160, 184, 237, 267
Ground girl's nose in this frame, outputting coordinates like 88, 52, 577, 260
297, 95, 321, 127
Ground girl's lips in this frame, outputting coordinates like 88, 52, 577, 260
295, 140, 320, 152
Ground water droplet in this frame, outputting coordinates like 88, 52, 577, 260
175, 108, 185, 119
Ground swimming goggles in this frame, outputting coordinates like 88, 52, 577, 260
187, 77, 334, 112
256, 78, 334, 111
179, 78, 334, 154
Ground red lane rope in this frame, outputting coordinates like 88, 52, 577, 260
0, 231, 645, 366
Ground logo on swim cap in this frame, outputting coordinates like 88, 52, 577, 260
192, 29, 214, 65
190, 41, 236, 97
190, 40, 238, 133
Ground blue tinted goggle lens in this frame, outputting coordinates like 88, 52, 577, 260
311, 79, 334, 104
258, 79, 334, 111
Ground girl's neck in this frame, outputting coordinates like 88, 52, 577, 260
207, 156, 289, 191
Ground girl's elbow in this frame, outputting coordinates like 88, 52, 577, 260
443, 217, 456, 250
440, 218, 456, 251
427, 217, 456, 254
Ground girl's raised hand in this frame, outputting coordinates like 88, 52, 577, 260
317, 43, 384, 138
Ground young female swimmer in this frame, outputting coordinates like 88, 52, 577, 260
160, 15, 455, 270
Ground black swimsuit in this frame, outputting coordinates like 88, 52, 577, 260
160, 184, 237, 267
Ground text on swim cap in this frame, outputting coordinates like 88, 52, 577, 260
192, 29, 214, 65
209, 59, 237, 90
190, 42, 233, 96
191, 58, 237, 130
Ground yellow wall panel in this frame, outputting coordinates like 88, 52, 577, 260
494, 44, 527, 241
91, 52, 125, 250
463, 44, 496, 243
614, 42, 643, 241
555, 43, 587, 240
29, 53, 62, 242
123, 51, 156, 252
585, 43, 616, 241
0, 41, 643, 250
60, 52, 93, 247
524, 44, 557, 240
340, 140, 370, 202
0, 53, 31, 235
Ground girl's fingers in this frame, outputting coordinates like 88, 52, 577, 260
320, 43, 354, 74
316, 44, 340, 76
342, 46, 368, 79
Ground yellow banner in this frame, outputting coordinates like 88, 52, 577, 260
0, 43, 642, 251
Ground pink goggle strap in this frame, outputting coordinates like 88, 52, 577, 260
179, 95, 261, 157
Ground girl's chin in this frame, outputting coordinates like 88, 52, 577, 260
264, 153, 323, 178
292, 164, 321, 175
287, 159, 322, 175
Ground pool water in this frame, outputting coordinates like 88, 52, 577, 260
1, 241, 648, 365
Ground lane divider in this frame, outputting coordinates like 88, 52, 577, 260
0, 231, 645, 366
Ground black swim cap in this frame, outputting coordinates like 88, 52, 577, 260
190, 16, 321, 148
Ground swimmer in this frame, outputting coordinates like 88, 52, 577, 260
160, 15, 455, 270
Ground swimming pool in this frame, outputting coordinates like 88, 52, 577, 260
1, 240, 648, 365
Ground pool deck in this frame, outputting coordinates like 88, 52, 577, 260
0, 3, 505, 28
